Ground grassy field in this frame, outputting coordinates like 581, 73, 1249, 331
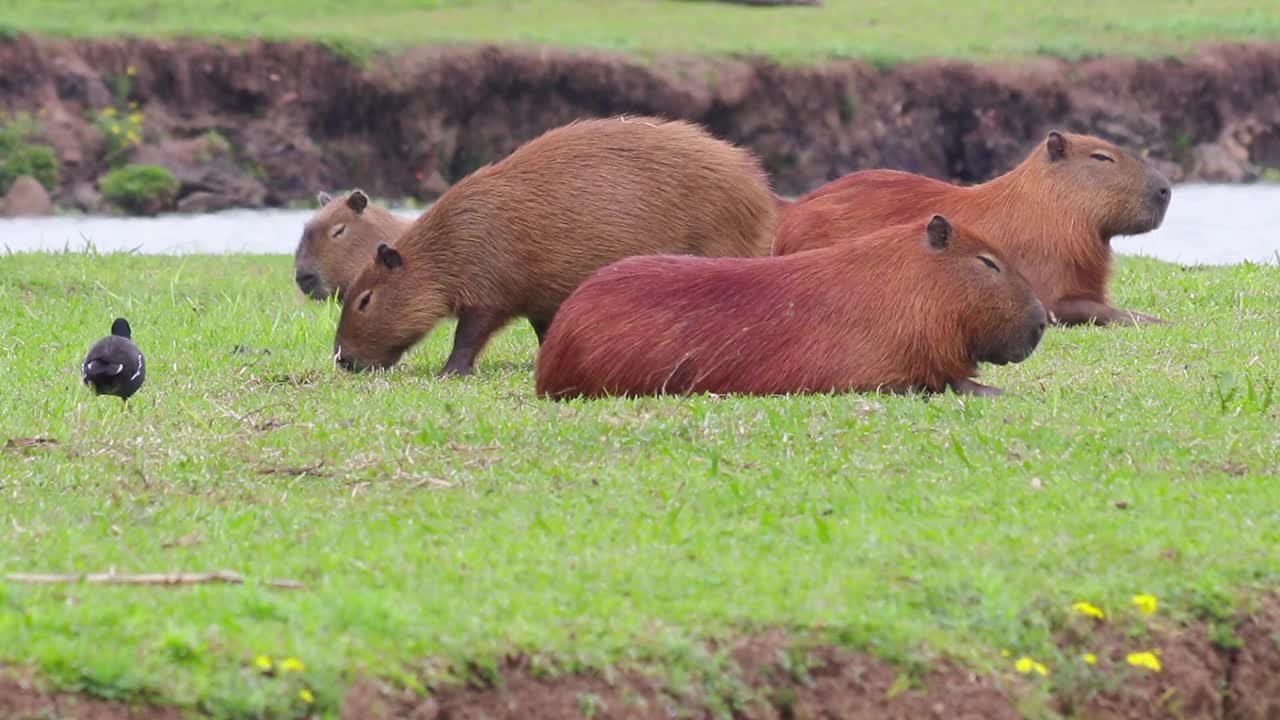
3, 0, 1280, 63
0, 250, 1277, 716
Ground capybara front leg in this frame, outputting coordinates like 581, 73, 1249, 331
1052, 298, 1166, 327
529, 317, 551, 346
949, 378, 1004, 397
440, 307, 510, 377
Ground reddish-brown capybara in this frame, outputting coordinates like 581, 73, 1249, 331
332, 115, 779, 375
535, 214, 1047, 400
772, 130, 1172, 327
293, 189, 413, 301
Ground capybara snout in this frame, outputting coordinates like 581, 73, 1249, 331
985, 301, 1047, 366
1144, 166, 1173, 229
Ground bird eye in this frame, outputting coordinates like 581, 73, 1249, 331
1090, 152, 1115, 163
357, 291, 372, 311
978, 256, 1000, 272
332, 224, 346, 238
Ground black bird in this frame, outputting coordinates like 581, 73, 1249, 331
82, 318, 146, 401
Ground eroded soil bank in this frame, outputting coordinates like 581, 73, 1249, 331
4, 607, 1280, 719
1, 36, 1278, 215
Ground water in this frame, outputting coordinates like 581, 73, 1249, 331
0, 184, 1275, 265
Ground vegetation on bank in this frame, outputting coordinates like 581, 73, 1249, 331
0, 252, 1276, 715
3, 0, 1279, 63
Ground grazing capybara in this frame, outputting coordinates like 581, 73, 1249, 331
535, 214, 1046, 400
773, 131, 1172, 326
293, 189, 412, 301
333, 115, 779, 375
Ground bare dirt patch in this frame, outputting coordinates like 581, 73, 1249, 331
5, 608, 1280, 718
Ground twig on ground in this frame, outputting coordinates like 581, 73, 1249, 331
4, 570, 305, 590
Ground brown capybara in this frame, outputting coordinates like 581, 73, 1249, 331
535, 214, 1047, 400
773, 130, 1173, 327
293, 189, 412, 301
333, 115, 779, 375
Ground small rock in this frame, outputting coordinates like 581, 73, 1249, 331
1, 176, 53, 217
1029, 477, 1043, 490
70, 182, 102, 213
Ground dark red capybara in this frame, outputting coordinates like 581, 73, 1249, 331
535, 214, 1046, 400
332, 115, 779, 374
293, 189, 413, 302
772, 131, 1173, 326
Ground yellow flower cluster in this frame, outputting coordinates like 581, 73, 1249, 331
1132, 593, 1158, 615
1126, 651, 1162, 672
1014, 656, 1048, 676
1071, 600, 1105, 619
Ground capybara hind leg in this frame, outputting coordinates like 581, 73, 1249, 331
530, 317, 551, 345
440, 307, 510, 377
950, 378, 1004, 397
1052, 298, 1166, 327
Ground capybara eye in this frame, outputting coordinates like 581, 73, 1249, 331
978, 256, 1000, 272
1090, 152, 1115, 163
357, 290, 372, 312
332, 224, 346, 238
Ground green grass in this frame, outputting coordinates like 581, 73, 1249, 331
4, 0, 1280, 63
1, 251, 1279, 717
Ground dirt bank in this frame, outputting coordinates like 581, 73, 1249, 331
4, 605, 1280, 719
0, 36, 1278, 216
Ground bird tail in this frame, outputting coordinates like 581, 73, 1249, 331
85, 359, 124, 378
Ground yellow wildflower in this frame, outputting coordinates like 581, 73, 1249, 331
128, 112, 144, 125
1014, 656, 1049, 676
126, 65, 137, 76
102, 107, 116, 118
280, 657, 305, 673
129, 101, 139, 109
253, 654, 273, 671
126, 131, 140, 144
299, 688, 314, 704
1072, 601, 1105, 620
1000, 649, 1010, 658
1082, 653, 1098, 665
1126, 651, 1162, 672
110, 125, 121, 135
1132, 593, 1158, 615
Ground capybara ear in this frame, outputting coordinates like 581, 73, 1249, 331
316, 191, 333, 207
376, 242, 403, 271
926, 214, 952, 251
347, 189, 369, 214
1046, 131, 1067, 162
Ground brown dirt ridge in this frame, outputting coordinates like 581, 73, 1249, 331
0, 36, 1278, 217
4, 608, 1280, 719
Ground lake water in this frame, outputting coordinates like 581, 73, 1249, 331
0, 184, 1275, 265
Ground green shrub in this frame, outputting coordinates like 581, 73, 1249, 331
0, 112, 59, 194
99, 164, 178, 216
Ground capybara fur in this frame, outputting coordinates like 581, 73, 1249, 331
294, 189, 412, 302
333, 115, 779, 375
773, 131, 1172, 327
535, 214, 1046, 400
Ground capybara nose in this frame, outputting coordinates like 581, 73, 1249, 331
296, 271, 321, 295
334, 347, 359, 373
1029, 319, 1046, 350
1153, 184, 1171, 207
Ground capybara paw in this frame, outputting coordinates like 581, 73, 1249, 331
950, 378, 1004, 397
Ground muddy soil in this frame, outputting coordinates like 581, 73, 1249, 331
0, 36, 1278, 215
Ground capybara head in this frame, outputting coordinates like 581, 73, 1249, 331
1037, 131, 1172, 239
332, 242, 444, 372
923, 215, 1046, 366
294, 189, 403, 302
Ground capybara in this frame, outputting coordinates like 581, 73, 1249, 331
535, 214, 1046, 400
332, 115, 778, 375
773, 131, 1172, 326
293, 189, 412, 301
